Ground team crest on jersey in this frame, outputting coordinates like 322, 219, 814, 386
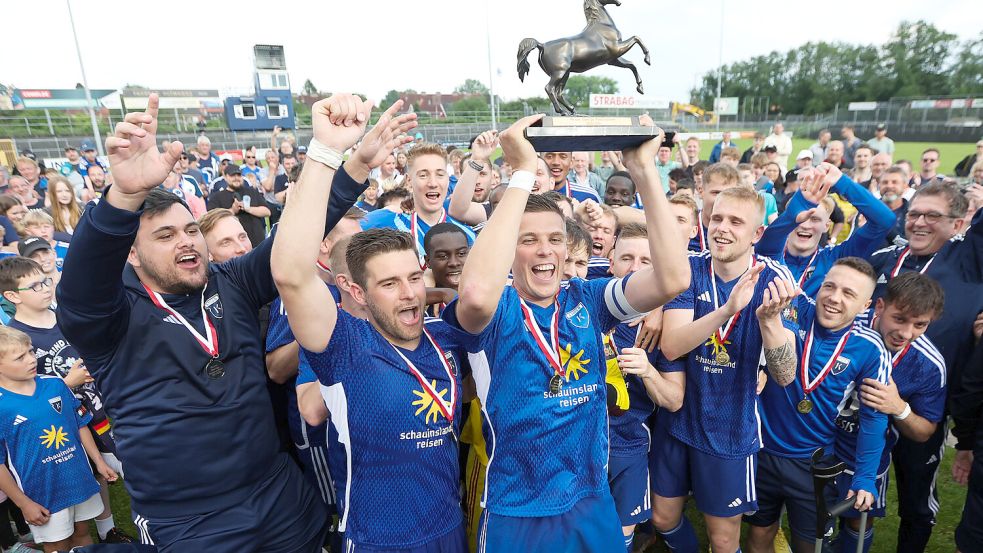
48, 396, 63, 414
442, 351, 458, 376
560, 344, 591, 382
831, 356, 851, 375
205, 294, 224, 319
565, 303, 590, 329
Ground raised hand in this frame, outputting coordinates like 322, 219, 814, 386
351, 100, 418, 170
755, 277, 799, 321
105, 93, 183, 205
470, 130, 499, 163
815, 161, 843, 187
799, 167, 834, 205
622, 116, 664, 171
499, 114, 544, 173
312, 94, 374, 154
723, 263, 764, 316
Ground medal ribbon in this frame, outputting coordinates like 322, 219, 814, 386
799, 322, 852, 396
891, 343, 912, 368
410, 209, 447, 270
697, 220, 706, 251
889, 247, 935, 278
795, 249, 820, 289
709, 255, 756, 348
143, 284, 219, 357
315, 260, 331, 274
518, 296, 564, 378
390, 326, 457, 422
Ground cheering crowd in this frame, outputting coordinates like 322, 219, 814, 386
0, 93, 980, 553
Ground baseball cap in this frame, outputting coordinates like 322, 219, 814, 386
296, 145, 308, 154
223, 164, 241, 176
81, 140, 96, 151
18, 236, 53, 258
763, 145, 778, 153
875, 124, 886, 131
414, 132, 424, 139
796, 149, 813, 160
219, 154, 234, 162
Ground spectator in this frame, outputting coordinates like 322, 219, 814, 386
160, 171, 206, 220
851, 144, 874, 185
295, 145, 307, 165
841, 125, 863, 169
273, 154, 300, 206
206, 164, 271, 247
395, 151, 409, 175
762, 145, 786, 174
197, 208, 253, 262
240, 147, 263, 184
570, 152, 605, 198
270, 125, 296, 162
592, 151, 625, 183
6, 176, 43, 211
13, 157, 47, 200
195, 135, 220, 183
740, 132, 764, 164
46, 177, 82, 235
870, 152, 892, 189
826, 140, 846, 169
0, 196, 27, 248
810, 129, 832, 167
61, 146, 86, 197
655, 144, 679, 194
954, 140, 983, 177
764, 122, 793, 168
719, 147, 740, 167
682, 136, 701, 169
18, 236, 62, 290
369, 153, 400, 183
20, 211, 69, 271
794, 149, 813, 170
878, 166, 910, 243
77, 140, 107, 176
356, 179, 380, 212
708, 131, 736, 163
916, 148, 944, 187
866, 123, 895, 156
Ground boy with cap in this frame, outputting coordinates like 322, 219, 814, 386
18, 238, 61, 292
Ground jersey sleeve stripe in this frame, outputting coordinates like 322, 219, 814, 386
911, 338, 947, 387
605, 277, 644, 321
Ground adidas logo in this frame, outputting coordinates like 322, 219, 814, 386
698, 291, 712, 303
877, 275, 887, 284
728, 498, 743, 508
13, 415, 26, 426
163, 315, 182, 325
926, 455, 938, 465
630, 506, 642, 516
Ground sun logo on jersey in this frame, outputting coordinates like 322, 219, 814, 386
560, 344, 591, 382
704, 334, 731, 361
412, 380, 450, 424
40, 425, 69, 449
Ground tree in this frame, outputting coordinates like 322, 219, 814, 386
563, 76, 618, 108
882, 21, 957, 97
301, 79, 319, 96
382, 89, 403, 107
947, 32, 983, 95
454, 79, 490, 95
449, 96, 489, 113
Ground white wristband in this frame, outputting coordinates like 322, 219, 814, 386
894, 402, 912, 421
307, 139, 344, 171
508, 170, 535, 193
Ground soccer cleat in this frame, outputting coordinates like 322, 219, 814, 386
102, 527, 136, 543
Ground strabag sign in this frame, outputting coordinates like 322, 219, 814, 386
590, 94, 670, 110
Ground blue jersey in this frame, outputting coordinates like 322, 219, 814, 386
834, 327, 946, 475
302, 311, 475, 549
553, 179, 601, 203
607, 321, 683, 457
0, 376, 98, 513
663, 252, 796, 459
758, 296, 890, 495
443, 276, 643, 517
7, 319, 114, 454
53, 240, 69, 272
586, 256, 611, 280
757, 176, 896, 297
360, 208, 476, 268
687, 219, 708, 253
265, 298, 328, 450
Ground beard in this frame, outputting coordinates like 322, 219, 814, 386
882, 193, 899, 203
366, 299, 423, 344
136, 249, 208, 295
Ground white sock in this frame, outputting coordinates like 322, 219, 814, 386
95, 515, 115, 539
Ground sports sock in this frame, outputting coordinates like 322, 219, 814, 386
95, 515, 115, 540
838, 523, 873, 553
657, 516, 698, 553
624, 532, 634, 553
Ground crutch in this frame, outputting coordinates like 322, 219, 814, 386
810, 448, 868, 553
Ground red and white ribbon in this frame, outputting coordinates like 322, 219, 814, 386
390, 326, 457, 422
143, 284, 219, 357
518, 296, 564, 379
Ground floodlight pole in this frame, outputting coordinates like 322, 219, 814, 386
485, 0, 498, 130
66, 0, 105, 157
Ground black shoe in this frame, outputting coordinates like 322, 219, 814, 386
102, 527, 136, 543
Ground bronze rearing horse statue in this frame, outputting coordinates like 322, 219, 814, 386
517, 0, 652, 115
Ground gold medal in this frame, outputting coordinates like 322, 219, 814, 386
716, 351, 730, 365
797, 398, 814, 414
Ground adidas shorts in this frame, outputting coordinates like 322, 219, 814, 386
608, 454, 651, 526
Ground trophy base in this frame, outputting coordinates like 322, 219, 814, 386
524, 116, 661, 152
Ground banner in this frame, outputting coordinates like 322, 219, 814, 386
589, 94, 670, 110
848, 102, 878, 111
714, 97, 739, 115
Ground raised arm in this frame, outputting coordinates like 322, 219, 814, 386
755, 278, 799, 386
826, 165, 896, 257
756, 169, 833, 259
619, 121, 691, 312
58, 94, 183, 359
448, 130, 498, 224
271, 96, 416, 352
454, 115, 544, 334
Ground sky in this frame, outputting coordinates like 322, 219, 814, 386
3, 0, 979, 106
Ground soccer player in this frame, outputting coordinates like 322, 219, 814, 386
0, 258, 132, 544
0, 327, 118, 553
424, 223, 470, 293
687, 163, 742, 252
755, 164, 896, 298
562, 219, 593, 281
541, 151, 601, 202
833, 272, 946, 553
197, 208, 253, 263
868, 181, 983, 553
605, 222, 686, 552
361, 142, 476, 268
56, 94, 367, 551
656, 185, 796, 553
746, 257, 891, 553
575, 200, 619, 280
19, 212, 69, 273
444, 114, 690, 551
273, 98, 480, 550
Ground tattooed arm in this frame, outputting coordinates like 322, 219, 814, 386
756, 278, 799, 387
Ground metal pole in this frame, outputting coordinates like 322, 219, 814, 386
484, 0, 498, 131
715, 0, 724, 130
66, 0, 105, 157
45, 109, 55, 135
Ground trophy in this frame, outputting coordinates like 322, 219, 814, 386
516, 0, 658, 151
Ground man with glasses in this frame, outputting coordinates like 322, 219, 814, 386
240, 147, 263, 184
916, 149, 944, 187
869, 181, 983, 552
